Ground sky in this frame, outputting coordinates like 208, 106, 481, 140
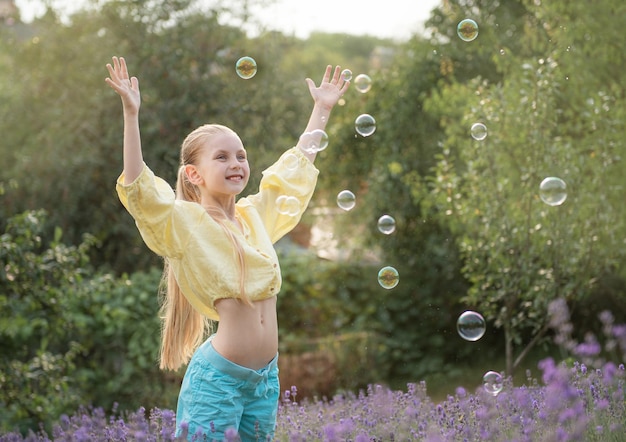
14, 0, 441, 40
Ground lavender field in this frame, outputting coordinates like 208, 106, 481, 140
0, 359, 623, 441
1, 300, 624, 442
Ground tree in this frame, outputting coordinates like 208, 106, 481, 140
425, 0, 626, 376
309, 0, 539, 381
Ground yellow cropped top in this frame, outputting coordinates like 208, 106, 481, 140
116, 146, 319, 321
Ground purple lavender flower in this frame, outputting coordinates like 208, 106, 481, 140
223, 427, 239, 441
573, 335, 601, 358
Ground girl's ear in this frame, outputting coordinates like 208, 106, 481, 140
184, 164, 203, 186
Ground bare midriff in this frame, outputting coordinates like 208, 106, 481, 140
212, 296, 278, 370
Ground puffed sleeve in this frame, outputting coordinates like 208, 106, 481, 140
116, 164, 196, 259
244, 146, 319, 243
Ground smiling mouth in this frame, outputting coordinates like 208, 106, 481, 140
227, 175, 244, 182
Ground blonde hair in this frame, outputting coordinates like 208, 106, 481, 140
159, 124, 249, 371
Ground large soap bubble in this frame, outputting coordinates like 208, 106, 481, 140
354, 74, 372, 93
337, 190, 356, 211
377, 215, 396, 235
457, 311, 486, 341
483, 371, 504, 396
539, 177, 567, 206
457, 19, 479, 42
470, 123, 488, 141
282, 152, 299, 171
378, 266, 399, 289
355, 114, 376, 137
275, 195, 300, 216
299, 129, 329, 154
235, 56, 257, 79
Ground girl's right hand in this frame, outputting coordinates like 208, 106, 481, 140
105, 56, 141, 115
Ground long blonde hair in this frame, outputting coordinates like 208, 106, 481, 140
159, 124, 249, 371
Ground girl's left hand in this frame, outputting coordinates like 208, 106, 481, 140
305, 65, 350, 110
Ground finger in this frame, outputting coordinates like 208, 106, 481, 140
105, 63, 120, 84
339, 80, 350, 95
305, 77, 315, 92
331, 65, 341, 84
321, 65, 332, 83
105, 77, 121, 92
130, 76, 139, 90
120, 57, 129, 78
112, 56, 120, 73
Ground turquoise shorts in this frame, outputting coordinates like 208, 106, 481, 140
175, 338, 280, 441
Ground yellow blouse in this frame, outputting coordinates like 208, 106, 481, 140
116, 146, 319, 320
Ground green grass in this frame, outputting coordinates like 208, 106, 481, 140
414, 345, 559, 402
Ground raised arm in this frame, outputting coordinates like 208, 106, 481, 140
297, 65, 350, 163
105, 56, 144, 184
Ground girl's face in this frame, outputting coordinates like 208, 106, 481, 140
186, 132, 250, 200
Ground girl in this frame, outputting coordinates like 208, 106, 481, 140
105, 56, 349, 441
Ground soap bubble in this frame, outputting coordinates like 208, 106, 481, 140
276, 195, 300, 216
299, 129, 329, 154
457, 311, 486, 341
483, 371, 504, 396
341, 69, 353, 81
354, 74, 372, 93
457, 19, 479, 42
539, 177, 567, 206
377, 215, 396, 235
470, 123, 488, 141
355, 114, 376, 137
378, 266, 399, 289
235, 56, 257, 79
337, 190, 356, 211
282, 152, 299, 171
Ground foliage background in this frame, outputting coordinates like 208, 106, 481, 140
1, 0, 625, 434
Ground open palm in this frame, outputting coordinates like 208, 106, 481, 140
105, 56, 141, 114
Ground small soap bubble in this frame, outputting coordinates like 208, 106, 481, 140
471, 123, 488, 141
341, 69, 353, 81
275, 195, 287, 213
354, 74, 372, 93
337, 190, 356, 211
378, 266, 399, 289
539, 177, 567, 206
377, 215, 396, 235
457, 311, 486, 341
355, 114, 376, 137
276, 195, 300, 216
457, 19, 479, 42
299, 129, 329, 154
483, 371, 504, 396
235, 56, 257, 79
282, 152, 299, 171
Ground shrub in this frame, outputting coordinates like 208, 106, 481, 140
277, 249, 388, 391
0, 211, 178, 434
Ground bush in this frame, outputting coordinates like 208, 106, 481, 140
277, 249, 387, 391
0, 211, 178, 434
